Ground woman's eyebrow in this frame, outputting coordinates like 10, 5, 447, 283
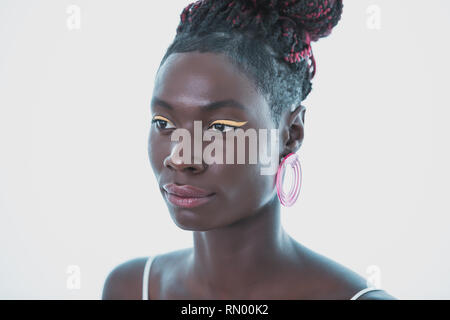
151, 97, 246, 111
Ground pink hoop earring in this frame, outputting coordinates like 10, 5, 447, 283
276, 152, 302, 207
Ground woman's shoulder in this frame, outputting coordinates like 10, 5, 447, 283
101, 256, 149, 300
295, 242, 397, 299
353, 289, 397, 300
101, 248, 192, 300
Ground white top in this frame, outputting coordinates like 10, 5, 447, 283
142, 255, 155, 300
141, 255, 384, 300
349, 286, 385, 300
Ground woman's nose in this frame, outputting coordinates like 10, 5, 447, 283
163, 142, 206, 173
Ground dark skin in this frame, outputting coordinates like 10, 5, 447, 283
102, 52, 397, 300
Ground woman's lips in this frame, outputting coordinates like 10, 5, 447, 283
163, 183, 215, 208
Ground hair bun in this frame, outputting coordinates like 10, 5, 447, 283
250, 0, 343, 42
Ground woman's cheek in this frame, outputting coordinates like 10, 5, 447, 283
220, 162, 262, 204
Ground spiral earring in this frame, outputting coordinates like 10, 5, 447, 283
276, 152, 302, 207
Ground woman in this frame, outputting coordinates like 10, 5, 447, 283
102, 0, 397, 300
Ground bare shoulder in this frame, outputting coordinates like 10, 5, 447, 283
356, 289, 398, 300
101, 256, 148, 300
293, 241, 390, 299
145, 247, 193, 299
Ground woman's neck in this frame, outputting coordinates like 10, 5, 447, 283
190, 194, 297, 297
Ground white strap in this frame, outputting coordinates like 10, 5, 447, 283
142, 256, 154, 300
350, 287, 384, 300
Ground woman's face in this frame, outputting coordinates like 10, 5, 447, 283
148, 52, 285, 231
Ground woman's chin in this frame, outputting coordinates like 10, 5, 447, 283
168, 208, 218, 231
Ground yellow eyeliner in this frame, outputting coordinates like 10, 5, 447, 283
152, 115, 174, 124
209, 120, 247, 127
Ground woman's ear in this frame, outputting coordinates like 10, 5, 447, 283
281, 105, 306, 157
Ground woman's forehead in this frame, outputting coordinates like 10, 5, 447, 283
153, 52, 261, 109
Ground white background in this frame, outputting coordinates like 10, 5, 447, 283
1, 0, 449, 299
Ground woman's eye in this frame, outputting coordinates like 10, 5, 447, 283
208, 120, 247, 133
151, 117, 176, 130
209, 123, 236, 133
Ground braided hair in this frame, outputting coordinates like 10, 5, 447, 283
158, 0, 343, 127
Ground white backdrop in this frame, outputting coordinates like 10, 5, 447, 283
1, 0, 449, 299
